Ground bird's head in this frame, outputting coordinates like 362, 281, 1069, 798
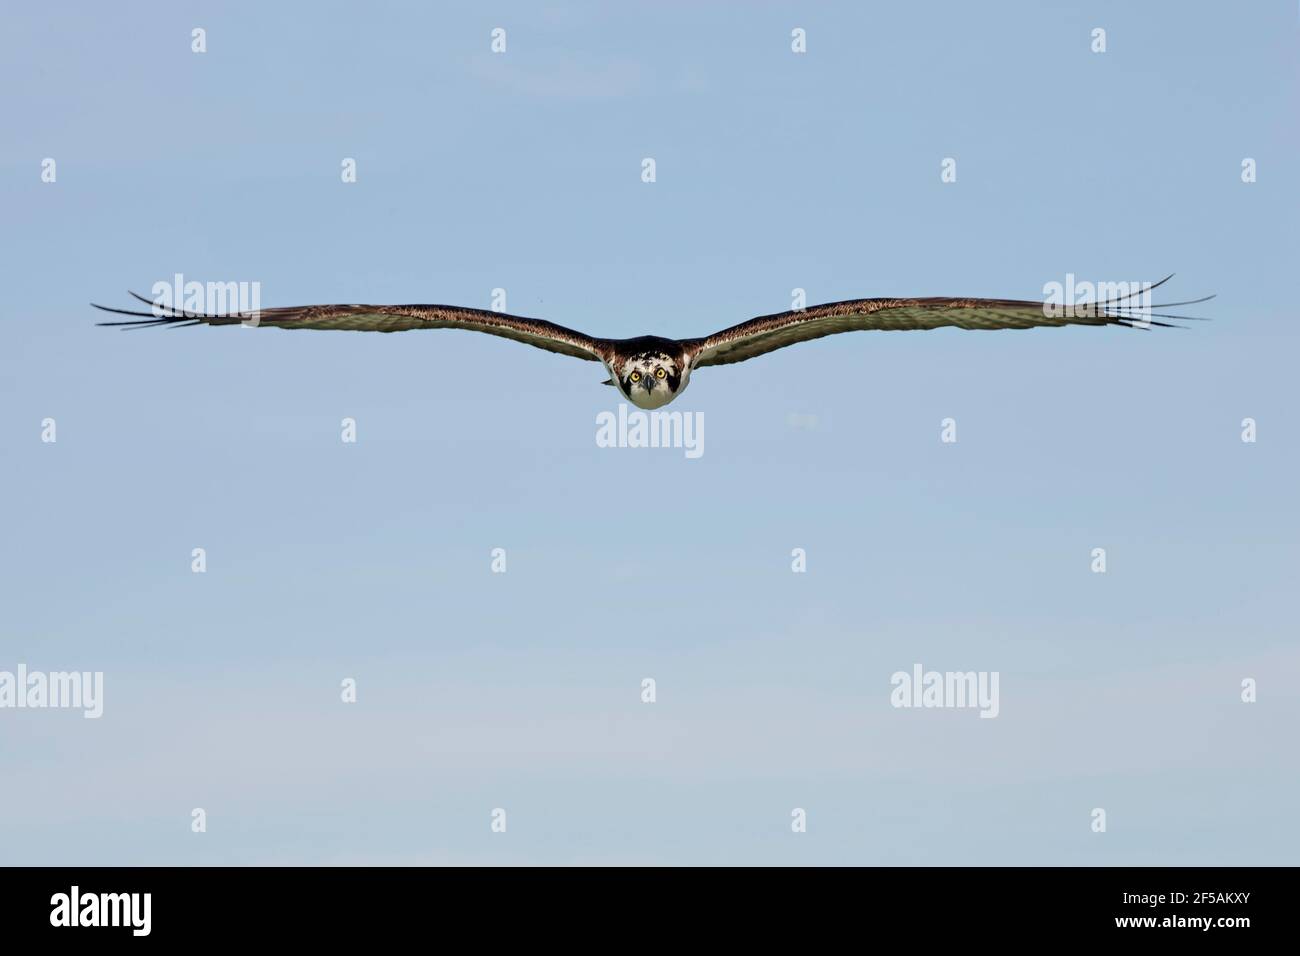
606, 348, 690, 409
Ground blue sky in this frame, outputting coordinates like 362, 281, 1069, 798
1, 1, 1297, 865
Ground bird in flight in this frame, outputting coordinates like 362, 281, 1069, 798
95, 277, 1210, 409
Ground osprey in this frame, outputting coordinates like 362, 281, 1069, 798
95, 277, 1210, 409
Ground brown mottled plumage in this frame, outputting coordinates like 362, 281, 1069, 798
94, 276, 1211, 409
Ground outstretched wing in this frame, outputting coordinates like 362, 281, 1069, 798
686, 276, 1213, 368
94, 294, 608, 362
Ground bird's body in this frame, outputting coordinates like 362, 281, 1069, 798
95, 277, 1211, 408
604, 336, 693, 408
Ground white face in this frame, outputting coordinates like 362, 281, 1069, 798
612, 353, 690, 409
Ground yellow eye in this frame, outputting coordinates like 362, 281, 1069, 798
629, 371, 641, 383
655, 367, 667, 380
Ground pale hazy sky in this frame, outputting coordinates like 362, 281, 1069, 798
1, 1, 1297, 865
